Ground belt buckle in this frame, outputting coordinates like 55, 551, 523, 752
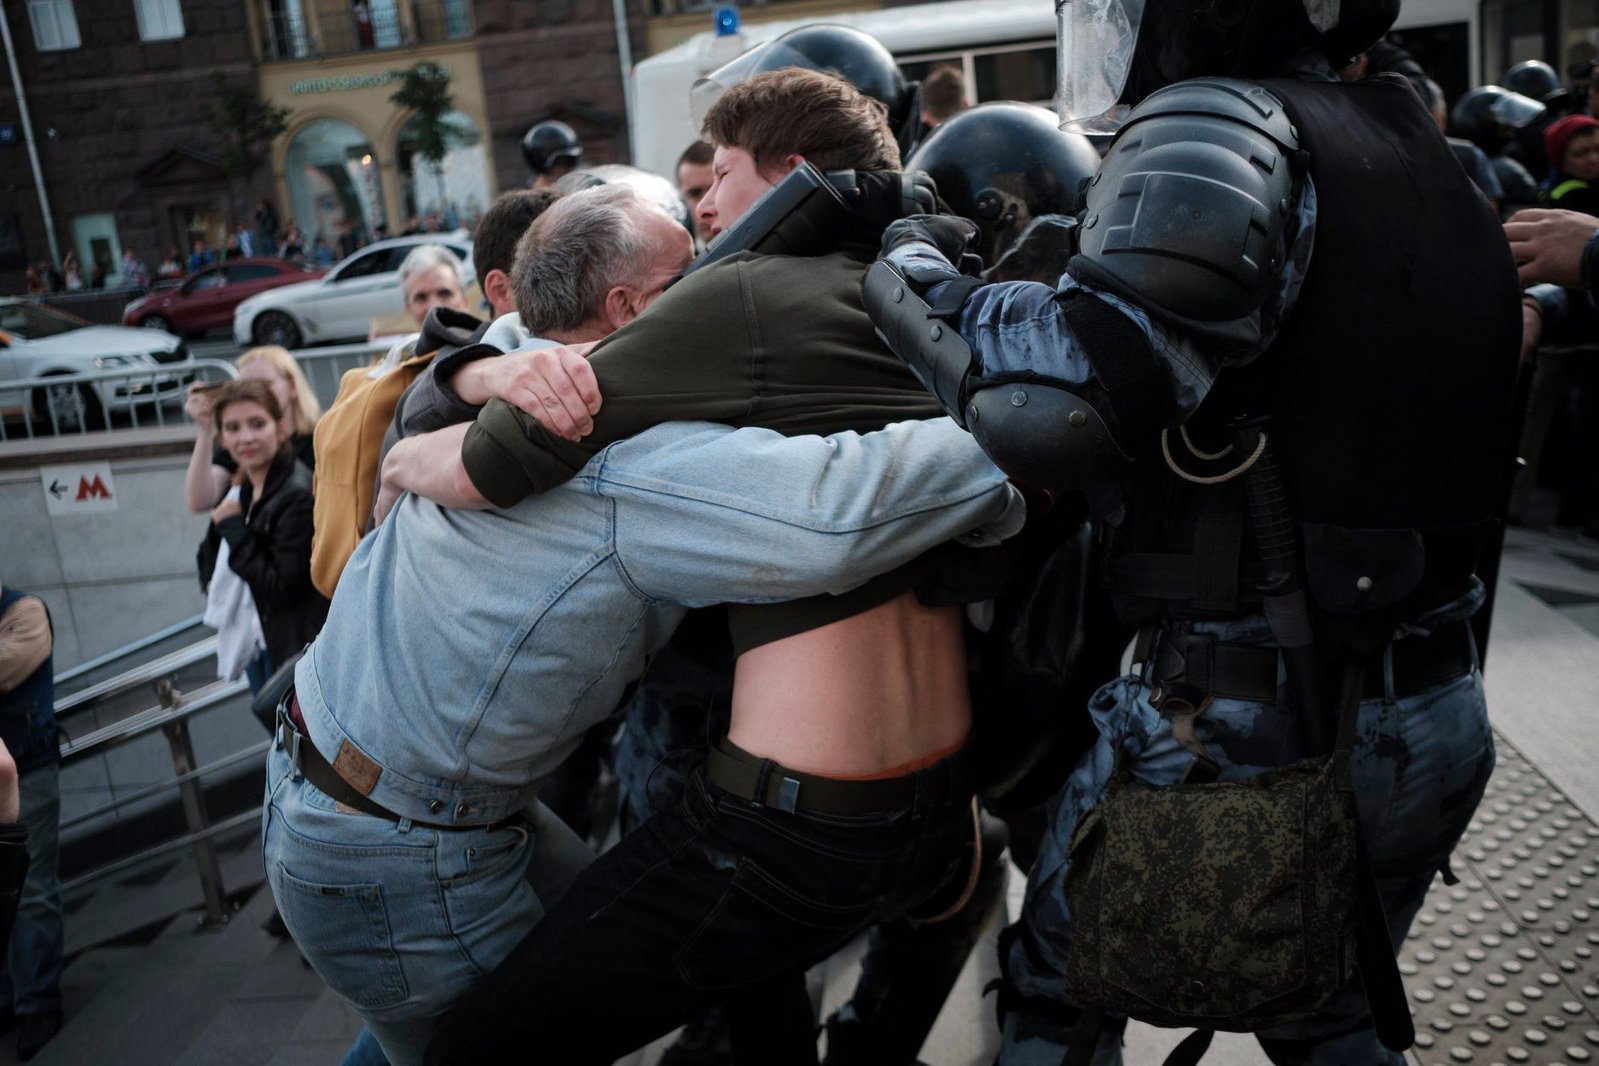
276, 705, 303, 776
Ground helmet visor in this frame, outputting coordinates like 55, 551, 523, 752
691, 41, 819, 128
1055, 0, 1146, 134
1488, 91, 1546, 131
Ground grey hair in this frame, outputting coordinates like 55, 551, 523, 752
397, 243, 465, 289
512, 184, 668, 336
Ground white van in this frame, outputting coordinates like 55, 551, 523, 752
627, 0, 1483, 180
629, 0, 1055, 178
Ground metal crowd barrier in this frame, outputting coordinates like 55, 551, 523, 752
59, 671, 254, 927
54, 614, 206, 690
0, 359, 237, 441
283, 341, 388, 410
54, 636, 219, 720
34, 286, 149, 326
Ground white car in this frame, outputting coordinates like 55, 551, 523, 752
233, 233, 475, 349
0, 299, 188, 432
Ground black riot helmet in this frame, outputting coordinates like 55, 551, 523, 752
906, 103, 1099, 262
521, 120, 583, 176
1449, 85, 1547, 153
692, 25, 914, 136
1056, 0, 1399, 132
1504, 60, 1562, 101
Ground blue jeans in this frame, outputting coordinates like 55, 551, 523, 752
998, 590, 1497, 1066
260, 744, 591, 1066
0, 763, 63, 1015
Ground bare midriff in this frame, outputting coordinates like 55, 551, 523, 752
727, 591, 970, 777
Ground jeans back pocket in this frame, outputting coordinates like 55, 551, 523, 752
273, 862, 409, 1011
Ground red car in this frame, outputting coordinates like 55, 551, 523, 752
122, 259, 323, 338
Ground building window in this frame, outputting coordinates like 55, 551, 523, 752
396, 110, 492, 233
134, 0, 185, 41
284, 119, 388, 257
28, 0, 81, 50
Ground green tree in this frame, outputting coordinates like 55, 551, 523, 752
199, 72, 291, 209
390, 61, 455, 219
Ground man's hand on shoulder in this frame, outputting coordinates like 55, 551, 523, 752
1505, 208, 1599, 288
454, 342, 602, 442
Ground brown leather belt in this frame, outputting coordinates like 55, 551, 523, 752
1148, 621, 1475, 705
705, 737, 971, 815
275, 693, 507, 832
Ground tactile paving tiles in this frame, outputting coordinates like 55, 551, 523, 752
1399, 734, 1599, 1065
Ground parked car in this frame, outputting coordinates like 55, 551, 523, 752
233, 234, 474, 349
0, 299, 188, 432
123, 258, 322, 337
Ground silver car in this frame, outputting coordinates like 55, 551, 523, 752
233, 233, 474, 349
0, 299, 188, 433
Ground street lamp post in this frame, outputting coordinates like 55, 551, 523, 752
0, 0, 63, 268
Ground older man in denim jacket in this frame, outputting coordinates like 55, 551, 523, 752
264, 416, 1020, 1065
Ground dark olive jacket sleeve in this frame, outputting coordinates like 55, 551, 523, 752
460, 262, 757, 508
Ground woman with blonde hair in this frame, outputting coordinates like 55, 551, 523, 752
183, 346, 322, 512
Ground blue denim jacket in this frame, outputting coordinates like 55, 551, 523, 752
296, 418, 1022, 827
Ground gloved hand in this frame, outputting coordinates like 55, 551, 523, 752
882, 215, 984, 278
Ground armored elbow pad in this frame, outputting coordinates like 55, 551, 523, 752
1073, 78, 1301, 349
864, 261, 1130, 489
966, 380, 1129, 490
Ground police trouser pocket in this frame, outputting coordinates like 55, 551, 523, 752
1062, 756, 1359, 1032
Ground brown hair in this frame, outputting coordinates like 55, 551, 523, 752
702, 67, 900, 172
214, 379, 288, 481
920, 66, 967, 124
474, 188, 562, 282
677, 139, 714, 170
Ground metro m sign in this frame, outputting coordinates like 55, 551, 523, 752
40, 463, 118, 516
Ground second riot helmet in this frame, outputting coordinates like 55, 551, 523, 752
1504, 60, 1562, 102
906, 102, 1099, 262
691, 25, 912, 133
1449, 85, 1547, 152
521, 120, 583, 176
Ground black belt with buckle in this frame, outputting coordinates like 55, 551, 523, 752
1148, 621, 1476, 705
705, 737, 971, 815
275, 693, 503, 833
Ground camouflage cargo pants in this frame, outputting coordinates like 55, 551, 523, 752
999, 586, 1497, 1066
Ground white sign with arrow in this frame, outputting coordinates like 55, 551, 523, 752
40, 462, 118, 517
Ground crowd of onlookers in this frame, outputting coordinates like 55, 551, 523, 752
1369, 42, 1599, 542
17, 195, 483, 301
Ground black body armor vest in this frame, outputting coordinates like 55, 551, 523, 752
1105, 75, 1522, 655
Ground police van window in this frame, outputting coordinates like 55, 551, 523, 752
899, 41, 1054, 107
974, 46, 1055, 104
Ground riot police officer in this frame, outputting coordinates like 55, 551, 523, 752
691, 23, 929, 155
864, 0, 1521, 1060
904, 102, 1099, 267
521, 119, 583, 188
